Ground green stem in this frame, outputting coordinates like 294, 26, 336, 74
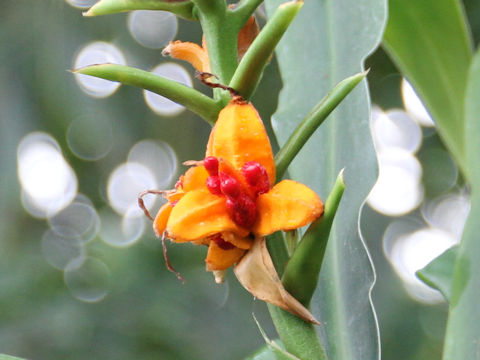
282, 170, 346, 306
193, 0, 239, 94
265, 174, 345, 360
229, 0, 303, 100
84, 0, 197, 20
74, 64, 221, 124
275, 71, 367, 181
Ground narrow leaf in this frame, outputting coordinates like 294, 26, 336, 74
265, 0, 385, 358
0, 355, 27, 360
84, 0, 197, 20
282, 170, 346, 306
229, 0, 303, 100
416, 245, 458, 302
383, 0, 473, 176
442, 48, 480, 360
74, 64, 220, 124
275, 72, 367, 180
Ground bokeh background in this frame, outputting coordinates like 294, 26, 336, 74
1, 0, 479, 359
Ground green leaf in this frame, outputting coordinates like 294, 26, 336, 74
247, 314, 301, 360
442, 48, 480, 360
416, 245, 458, 302
245, 344, 296, 360
244, 345, 278, 360
275, 72, 367, 180
264, 0, 385, 358
282, 170, 346, 307
383, 0, 473, 176
73, 64, 221, 124
84, 0, 197, 20
0, 355, 27, 360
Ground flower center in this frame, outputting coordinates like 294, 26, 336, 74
204, 157, 270, 228
210, 234, 235, 250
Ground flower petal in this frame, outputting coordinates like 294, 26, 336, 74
253, 180, 324, 237
163, 41, 210, 72
206, 102, 275, 184
222, 232, 254, 250
167, 189, 249, 242
182, 165, 209, 192
153, 202, 173, 237
238, 16, 260, 60
206, 241, 246, 271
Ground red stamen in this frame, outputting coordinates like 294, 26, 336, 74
241, 161, 270, 195
211, 234, 235, 250
219, 172, 240, 198
226, 193, 257, 228
204, 156, 219, 176
206, 175, 222, 195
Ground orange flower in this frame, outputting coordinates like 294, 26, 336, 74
153, 100, 324, 273
162, 15, 259, 73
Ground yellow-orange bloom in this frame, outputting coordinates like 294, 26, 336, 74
153, 101, 324, 272
162, 15, 259, 73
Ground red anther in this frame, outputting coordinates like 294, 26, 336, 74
211, 234, 235, 250
241, 161, 270, 195
206, 175, 222, 195
203, 156, 219, 176
175, 179, 183, 189
219, 172, 240, 198
170, 200, 179, 207
226, 193, 257, 228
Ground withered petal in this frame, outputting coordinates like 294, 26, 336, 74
234, 237, 320, 324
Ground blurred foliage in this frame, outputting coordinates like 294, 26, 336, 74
1, 0, 479, 359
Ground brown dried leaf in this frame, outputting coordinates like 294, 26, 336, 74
234, 237, 320, 324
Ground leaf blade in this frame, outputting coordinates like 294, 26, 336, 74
383, 0, 473, 175
416, 245, 458, 302
442, 47, 480, 360
264, 0, 385, 358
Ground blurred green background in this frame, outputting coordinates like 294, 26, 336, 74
0, 1, 479, 359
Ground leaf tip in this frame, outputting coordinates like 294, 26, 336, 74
82, 6, 97, 17
338, 168, 346, 185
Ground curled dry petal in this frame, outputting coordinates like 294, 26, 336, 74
237, 15, 260, 60
234, 237, 320, 325
163, 40, 210, 72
